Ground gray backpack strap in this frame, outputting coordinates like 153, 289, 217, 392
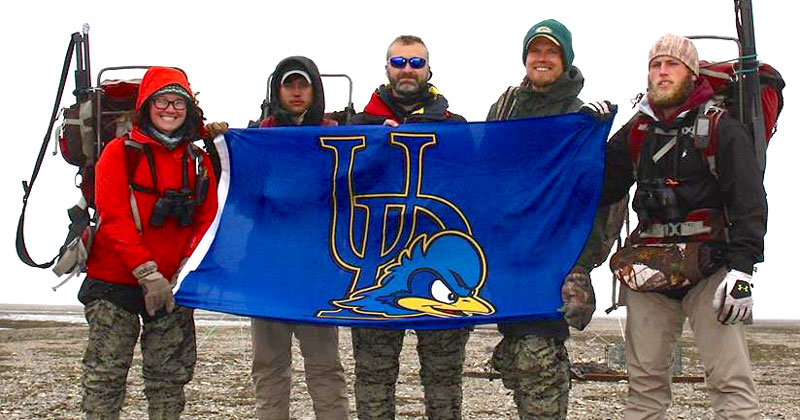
129, 192, 142, 234
494, 86, 519, 121
123, 139, 145, 234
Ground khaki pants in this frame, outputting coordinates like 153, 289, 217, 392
251, 318, 348, 420
623, 269, 759, 420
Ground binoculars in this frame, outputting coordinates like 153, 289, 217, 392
633, 180, 683, 223
150, 188, 195, 227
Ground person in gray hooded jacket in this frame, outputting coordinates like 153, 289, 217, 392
249, 57, 348, 420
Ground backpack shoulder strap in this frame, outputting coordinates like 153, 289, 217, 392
200, 138, 221, 181
494, 86, 520, 121
123, 138, 143, 173
187, 142, 211, 205
123, 138, 158, 194
626, 113, 652, 180
123, 137, 157, 233
693, 101, 726, 179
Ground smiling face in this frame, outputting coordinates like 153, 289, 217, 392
525, 36, 564, 92
148, 93, 187, 135
279, 74, 314, 117
647, 55, 697, 115
385, 41, 430, 96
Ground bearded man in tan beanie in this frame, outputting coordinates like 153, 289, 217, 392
596, 33, 765, 419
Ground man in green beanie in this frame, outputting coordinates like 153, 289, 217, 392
488, 18, 580, 119
487, 18, 619, 419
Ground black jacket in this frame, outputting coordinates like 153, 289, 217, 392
603, 94, 767, 275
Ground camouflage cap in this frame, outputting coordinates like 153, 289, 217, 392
648, 34, 699, 75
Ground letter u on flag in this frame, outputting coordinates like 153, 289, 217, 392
175, 112, 614, 329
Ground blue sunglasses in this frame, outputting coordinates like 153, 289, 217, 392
388, 56, 427, 69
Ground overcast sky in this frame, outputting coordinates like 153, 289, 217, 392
1, 0, 797, 320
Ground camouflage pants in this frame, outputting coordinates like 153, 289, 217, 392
352, 327, 470, 420
492, 335, 570, 420
81, 299, 196, 420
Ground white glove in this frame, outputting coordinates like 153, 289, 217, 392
579, 100, 616, 122
712, 269, 753, 325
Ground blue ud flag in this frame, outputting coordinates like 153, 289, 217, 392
176, 113, 613, 329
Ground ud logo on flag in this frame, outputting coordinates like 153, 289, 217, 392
316, 133, 496, 320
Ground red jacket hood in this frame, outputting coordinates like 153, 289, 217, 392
135, 66, 194, 110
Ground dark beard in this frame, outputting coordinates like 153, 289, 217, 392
649, 76, 694, 110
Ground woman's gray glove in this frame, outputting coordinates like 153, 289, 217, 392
133, 261, 175, 316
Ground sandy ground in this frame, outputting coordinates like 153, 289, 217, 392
1, 305, 798, 419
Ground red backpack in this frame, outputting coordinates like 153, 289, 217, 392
698, 60, 784, 144
58, 78, 142, 205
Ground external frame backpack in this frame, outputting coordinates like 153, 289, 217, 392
597, 1, 782, 312
608, 58, 784, 297
16, 26, 218, 287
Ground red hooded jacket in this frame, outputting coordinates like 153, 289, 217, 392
86, 67, 218, 285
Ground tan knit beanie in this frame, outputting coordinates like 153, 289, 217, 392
648, 34, 699, 75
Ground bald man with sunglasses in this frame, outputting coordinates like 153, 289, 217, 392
350, 35, 468, 420
350, 35, 465, 126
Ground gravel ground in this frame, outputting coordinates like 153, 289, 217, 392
1, 306, 798, 419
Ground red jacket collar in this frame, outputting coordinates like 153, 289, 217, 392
362, 90, 398, 121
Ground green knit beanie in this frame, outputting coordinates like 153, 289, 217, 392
523, 19, 574, 68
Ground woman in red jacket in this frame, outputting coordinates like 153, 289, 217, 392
79, 66, 218, 419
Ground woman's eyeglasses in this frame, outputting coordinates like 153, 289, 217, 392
152, 97, 187, 110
